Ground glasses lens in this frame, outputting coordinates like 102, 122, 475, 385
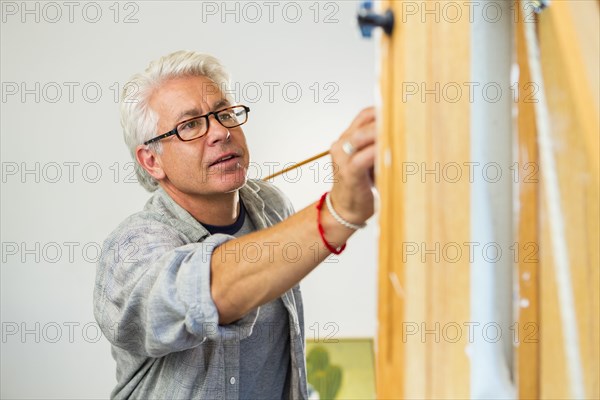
218, 106, 247, 128
177, 117, 207, 140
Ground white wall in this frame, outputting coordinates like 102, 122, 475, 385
0, 1, 377, 398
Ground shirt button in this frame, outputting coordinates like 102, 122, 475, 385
230, 377, 236, 385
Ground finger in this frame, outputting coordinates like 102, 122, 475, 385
348, 143, 376, 172
335, 122, 376, 157
348, 107, 376, 131
334, 108, 375, 146
348, 122, 376, 150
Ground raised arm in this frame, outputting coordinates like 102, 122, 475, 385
211, 107, 377, 324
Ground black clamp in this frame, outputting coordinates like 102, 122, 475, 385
531, 0, 550, 13
357, 1, 394, 38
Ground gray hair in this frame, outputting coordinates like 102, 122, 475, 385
120, 50, 231, 192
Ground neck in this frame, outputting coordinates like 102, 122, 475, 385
161, 185, 241, 226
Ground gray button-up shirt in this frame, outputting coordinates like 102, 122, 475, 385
93, 180, 308, 399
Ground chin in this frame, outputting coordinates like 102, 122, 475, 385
221, 175, 248, 194
206, 168, 248, 194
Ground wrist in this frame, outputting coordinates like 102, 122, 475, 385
326, 192, 367, 230
316, 193, 354, 254
328, 191, 369, 227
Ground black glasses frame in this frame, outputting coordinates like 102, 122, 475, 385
143, 105, 250, 145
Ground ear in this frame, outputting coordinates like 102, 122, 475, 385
135, 145, 166, 181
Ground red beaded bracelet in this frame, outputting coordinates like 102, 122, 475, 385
316, 192, 347, 255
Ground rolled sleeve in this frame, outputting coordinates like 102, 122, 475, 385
94, 226, 257, 358
178, 234, 258, 342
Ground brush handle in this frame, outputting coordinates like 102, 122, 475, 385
262, 150, 331, 181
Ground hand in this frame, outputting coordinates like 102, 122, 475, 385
328, 107, 376, 226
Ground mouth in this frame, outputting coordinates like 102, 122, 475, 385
209, 152, 240, 168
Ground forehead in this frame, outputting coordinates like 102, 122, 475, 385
149, 75, 225, 122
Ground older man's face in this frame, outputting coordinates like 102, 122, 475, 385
149, 75, 249, 196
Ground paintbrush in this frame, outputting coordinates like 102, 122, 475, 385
262, 150, 330, 181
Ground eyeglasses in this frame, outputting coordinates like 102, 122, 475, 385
143, 105, 250, 145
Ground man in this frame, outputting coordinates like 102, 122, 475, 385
94, 50, 376, 399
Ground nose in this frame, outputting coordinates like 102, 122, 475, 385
205, 114, 231, 146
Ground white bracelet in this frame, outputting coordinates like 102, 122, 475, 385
325, 192, 366, 230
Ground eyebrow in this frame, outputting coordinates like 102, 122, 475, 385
212, 98, 231, 110
174, 99, 232, 123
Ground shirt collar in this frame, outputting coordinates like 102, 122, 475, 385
146, 180, 266, 242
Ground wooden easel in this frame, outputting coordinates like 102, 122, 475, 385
376, 0, 599, 398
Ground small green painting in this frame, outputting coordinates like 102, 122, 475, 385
306, 338, 376, 399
